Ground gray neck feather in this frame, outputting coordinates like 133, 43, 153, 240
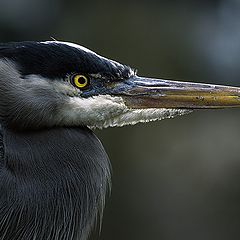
0, 125, 111, 240
0, 60, 64, 129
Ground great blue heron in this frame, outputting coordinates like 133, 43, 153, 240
0, 41, 240, 240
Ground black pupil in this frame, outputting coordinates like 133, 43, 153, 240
79, 76, 87, 84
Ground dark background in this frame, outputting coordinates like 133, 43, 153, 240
1, 1, 240, 239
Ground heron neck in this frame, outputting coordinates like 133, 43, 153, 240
0, 126, 111, 240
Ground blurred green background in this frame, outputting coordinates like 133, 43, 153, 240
1, 0, 240, 239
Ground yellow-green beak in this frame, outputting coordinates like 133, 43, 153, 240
112, 76, 240, 109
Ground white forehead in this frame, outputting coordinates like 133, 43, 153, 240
41, 41, 95, 54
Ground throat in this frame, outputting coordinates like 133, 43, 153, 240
0, 126, 111, 240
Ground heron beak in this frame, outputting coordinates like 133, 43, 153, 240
111, 76, 240, 109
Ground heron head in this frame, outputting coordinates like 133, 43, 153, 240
0, 41, 240, 130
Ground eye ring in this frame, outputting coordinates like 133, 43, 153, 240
70, 74, 90, 89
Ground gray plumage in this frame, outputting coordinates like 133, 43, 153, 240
0, 40, 238, 240
0, 126, 110, 240
0, 43, 114, 240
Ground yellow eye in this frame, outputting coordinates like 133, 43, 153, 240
71, 74, 89, 89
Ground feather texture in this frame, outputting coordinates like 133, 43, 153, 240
0, 126, 111, 240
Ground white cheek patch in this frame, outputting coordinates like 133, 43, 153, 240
58, 95, 128, 127
24, 75, 80, 97
57, 95, 192, 129
51, 81, 80, 97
